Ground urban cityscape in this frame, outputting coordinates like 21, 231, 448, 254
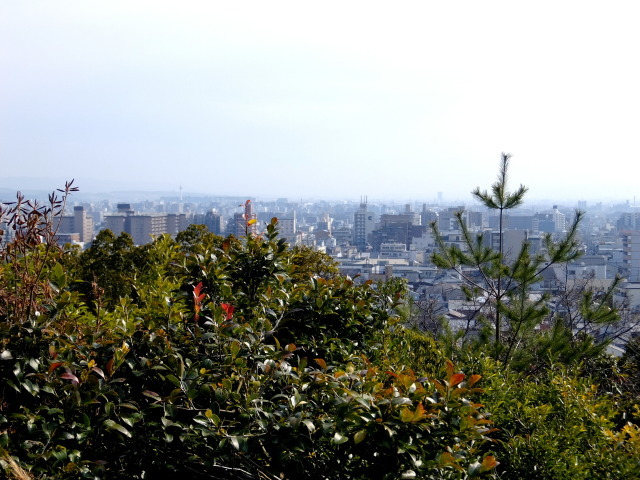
4, 185, 640, 355
4, 2, 640, 477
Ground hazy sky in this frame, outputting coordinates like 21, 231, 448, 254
2, 1, 639, 202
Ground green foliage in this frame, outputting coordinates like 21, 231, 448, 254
430, 153, 616, 369
475, 358, 640, 479
374, 326, 445, 378
71, 229, 147, 309
287, 245, 340, 282
174, 223, 222, 255
2, 184, 638, 480
1, 204, 496, 479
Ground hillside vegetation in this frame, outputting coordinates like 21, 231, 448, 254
1, 183, 639, 479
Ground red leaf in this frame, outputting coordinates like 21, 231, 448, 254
193, 282, 207, 322
48, 362, 63, 373
221, 303, 234, 320
193, 282, 204, 301
61, 372, 79, 386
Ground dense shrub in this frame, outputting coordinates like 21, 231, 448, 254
1, 207, 494, 479
2, 187, 639, 479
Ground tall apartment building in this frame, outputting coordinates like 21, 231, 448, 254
353, 198, 375, 249
503, 214, 534, 231
617, 212, 640, 231
370, 213, 427, 251
466, 211, 484, 230
193, 210, 225, 235
420, 204, 438, 227
59, 206, 94, 244
534, 206, 566, 233
277, 212, 298, 244
622, 231, 640, 282
483, 229, 526, 263
316, 213, 332, 233
437, 207, 465, 231
403, 204, 422, 226
104, 209, 190, 245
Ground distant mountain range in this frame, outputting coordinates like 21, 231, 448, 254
0, 177, 185, 202
0, 177, 262, 203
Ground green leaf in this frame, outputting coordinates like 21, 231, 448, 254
205, 410, 221, 427
332, 432, 349, 445
230, 436, 241, 450
103, 419, 132, 438
302, 419, 316, 434
353, 429, 367, 444
143, 390, 162, 401
193, 415, 209, 426
51, 447, 68, 462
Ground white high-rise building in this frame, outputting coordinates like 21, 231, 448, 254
353, 197, 375, 249
552, 205, 566, 232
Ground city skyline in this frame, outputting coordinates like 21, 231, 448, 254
2, 175, 640, 208
2, 2, 640, 202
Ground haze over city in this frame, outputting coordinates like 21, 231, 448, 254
2, 1, 640, 202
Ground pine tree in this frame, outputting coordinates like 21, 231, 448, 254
430, 153, 597, 365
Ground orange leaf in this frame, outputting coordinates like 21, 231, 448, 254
315, 358, 327, 370
468, 374, 482, 387
440, 451, 456, 465
400, 403, 427, 423
445, 360, 454, 378
480, 455, 499, 473
450, 373, 465, 387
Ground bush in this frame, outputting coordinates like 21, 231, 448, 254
1, 204, 497, 479
475, 357, 640, 479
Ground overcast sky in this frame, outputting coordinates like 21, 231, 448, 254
1, 1, 639, 203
